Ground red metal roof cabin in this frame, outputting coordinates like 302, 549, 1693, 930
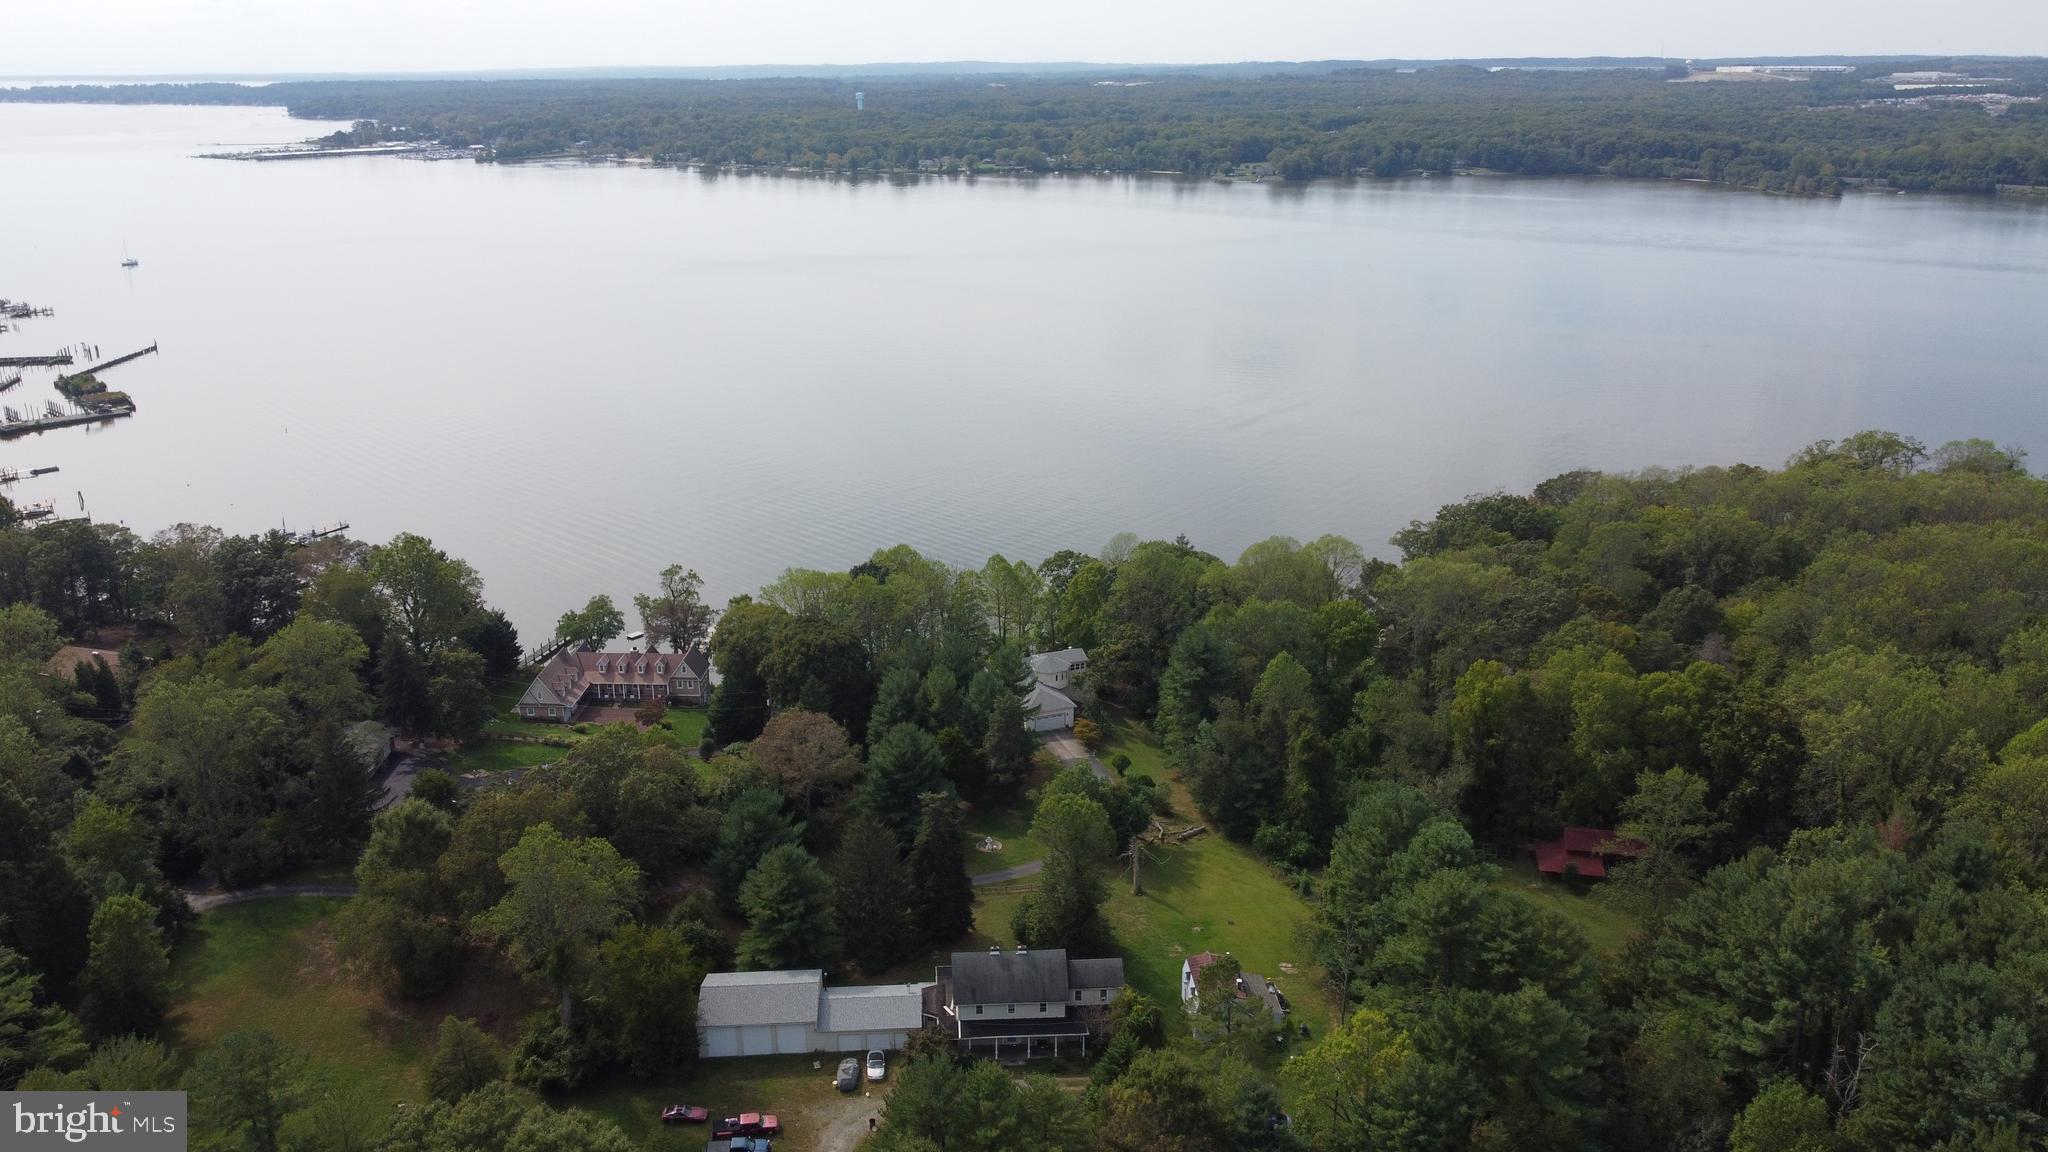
1530, 827, 1647, 879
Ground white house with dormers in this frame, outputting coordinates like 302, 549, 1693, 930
516, 640, 710, 722
1028, 647, 1088, 689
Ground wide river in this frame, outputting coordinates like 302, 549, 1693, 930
3, 102, 2047, 641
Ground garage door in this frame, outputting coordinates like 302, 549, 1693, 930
835, 1032, 865, 1053
865, 1033, 903, 1052
741, 1026, 774, 1055
774, 1024, 808, 1053
703, 1028, 740, 1058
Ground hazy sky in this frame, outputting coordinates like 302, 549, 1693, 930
4, 0, 2043, 76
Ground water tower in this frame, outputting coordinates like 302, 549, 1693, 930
855, 91, 865, 111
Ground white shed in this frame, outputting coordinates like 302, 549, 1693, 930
1022, 682, 1077, 732
697, 970, 822, 1058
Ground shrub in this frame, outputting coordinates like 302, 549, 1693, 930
1073, 718, 1102, 749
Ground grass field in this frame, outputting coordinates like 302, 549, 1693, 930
169, 899, 433, 1104
1490, 857, 1640, 954
962, 805, 1044, 874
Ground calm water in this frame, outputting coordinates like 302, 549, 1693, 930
3, 103, 2047, 641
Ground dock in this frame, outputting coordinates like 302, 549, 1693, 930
0, 374, 19, 393
0, 403, 135, 440
68, 342, 158, 377
289, 521, 351, 546
0, 354, 73, 368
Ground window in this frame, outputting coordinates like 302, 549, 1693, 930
1100, 989, 1109, 1001
1006, 1005, 1015, 1015
973, 1006, 983, 1016
596, 659, 607, 673
656, 661, 666, 675
1037, 1003, 1046, 1012
638, 661, 647, 674
1073, 991, 1082, 1001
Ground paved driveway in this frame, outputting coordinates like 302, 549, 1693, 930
1038, 731, 1111, 781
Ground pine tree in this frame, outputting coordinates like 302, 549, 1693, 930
858, 724, 949, 844
736, 846, 837, 971
982, 693, 1036, 801
423, 1016, 505, 1103
828, 814, 914, 974
908, 792, 974, 944
79, 891, 170, 1041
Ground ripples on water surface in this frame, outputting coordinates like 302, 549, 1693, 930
2, 103, 2046, 638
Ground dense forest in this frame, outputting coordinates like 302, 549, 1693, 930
2, 428, 2046, 1152
9, 60, 2048, 194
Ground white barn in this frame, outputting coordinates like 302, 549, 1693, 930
697, 970, 930, 1059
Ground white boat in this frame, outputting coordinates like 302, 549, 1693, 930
120, 242, 138, 269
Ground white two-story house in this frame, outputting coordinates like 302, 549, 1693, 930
929, 946, 1124, 1059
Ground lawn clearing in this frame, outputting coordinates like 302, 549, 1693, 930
168, 898, 427, 1105
578, 1054, 888, 1152
440, 738, 567, 775
1491, 857, 1640, 954
972, 716, 1337, 1042
962, 805, 1043, 874
168, 897, 540, 1109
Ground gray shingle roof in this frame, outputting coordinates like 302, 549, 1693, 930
698, 970, 824, 1027
817, 984, 930, 1034
1022, 682, 1076, 717
1067, 958, 1125, 989
1029, 648, 1087, 675
951, 949, 1071, 1005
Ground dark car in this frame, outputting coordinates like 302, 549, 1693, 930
835, 1056, 861, 1093
661, 1105, 709, 1124
726, 1138, 772, 1152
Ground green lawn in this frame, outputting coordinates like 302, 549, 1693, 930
168, 898, 434, 1104
579, 1054, 886, 1152
962, 805, 1044, 874
440, 739, 567, 775
1490, 858, 1640, 954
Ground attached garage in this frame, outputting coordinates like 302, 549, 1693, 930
816, 985, 927, 1053
1022, 683, 1077, 732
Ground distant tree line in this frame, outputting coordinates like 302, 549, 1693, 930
7, 60, 2048, 193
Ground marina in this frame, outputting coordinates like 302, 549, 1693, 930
0, 353, 74, 367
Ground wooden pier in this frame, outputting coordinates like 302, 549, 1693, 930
0, 354, 73, 368
0, 374, 19, 393
0, 404, 134, 440
69, 342, 158, 377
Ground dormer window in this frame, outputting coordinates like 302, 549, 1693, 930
596, 659, 607, 673
638, 660, 647, 674
655, 660, 666, 676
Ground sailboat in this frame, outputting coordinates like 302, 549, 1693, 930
120, 242, 138, 269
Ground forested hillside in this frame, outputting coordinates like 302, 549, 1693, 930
9, 61, 2048, 193
1, 428, 2044, 1152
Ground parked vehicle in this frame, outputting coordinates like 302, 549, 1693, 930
727, 1137, 772, 1152
716, 1114, 781, 1138
836, 1057, 861, 1092
661, 1104, 709, 1124
865, 1049, 887, 1082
